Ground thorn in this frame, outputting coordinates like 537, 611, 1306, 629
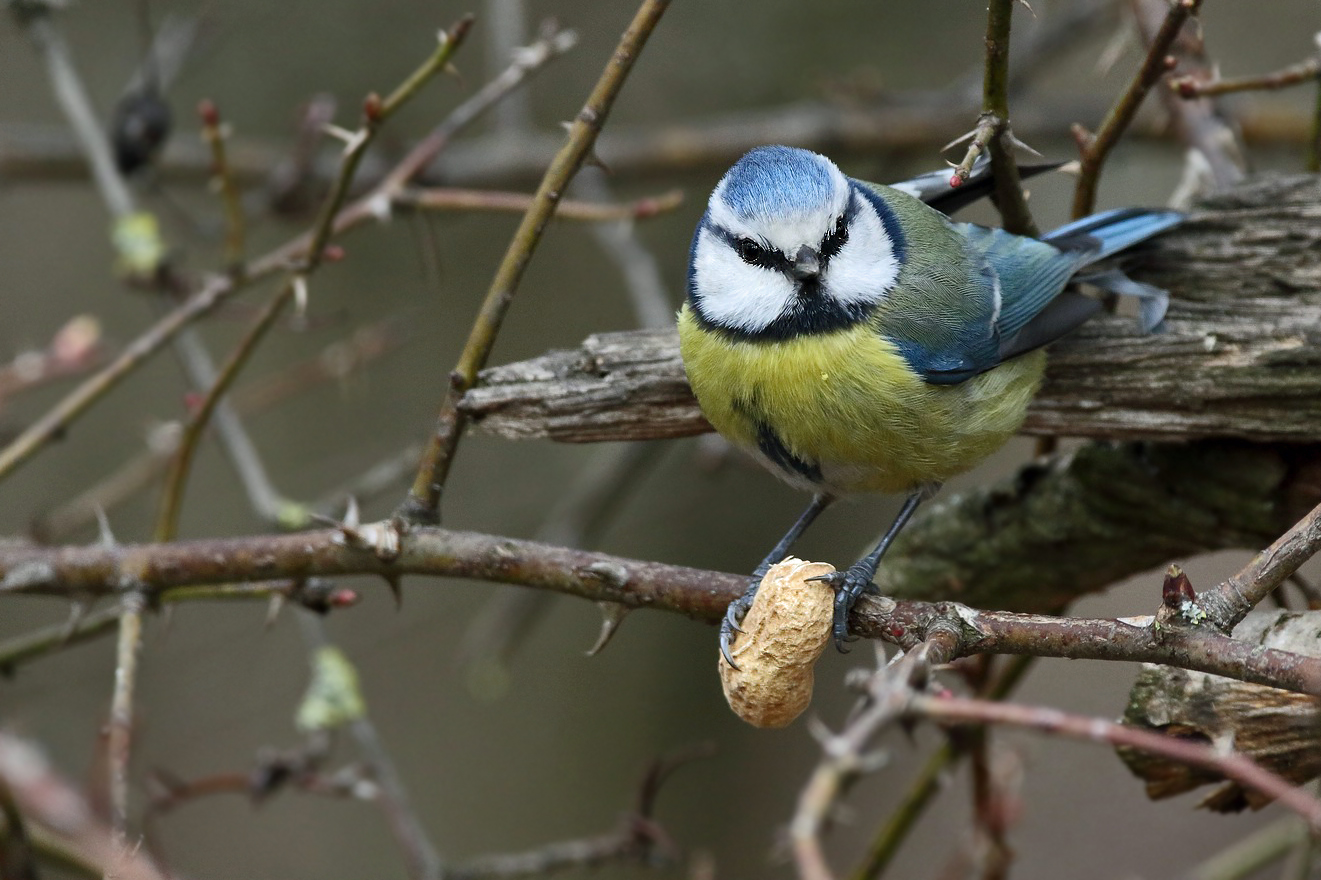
343, 496, 361, 530
293, 275, 309, 319
62, 600, 90, 644
383, 574, 402, 609
582, 147, 611, 175
586, 602, 630, 656
1005, 131, 1043, 157
322, 123, 358, 145
94, 505, 117, 548
266, 594, 286, 628
940, 127, 979, 153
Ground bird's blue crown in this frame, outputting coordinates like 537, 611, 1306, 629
718, 146, 837, 220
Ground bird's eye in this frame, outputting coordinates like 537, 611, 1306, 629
821, 213, 849, 258
736, 238, 766, 265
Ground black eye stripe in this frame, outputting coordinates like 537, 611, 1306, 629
708, 223, 792, 272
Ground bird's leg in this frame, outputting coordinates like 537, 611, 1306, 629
720, 492, 835, 668
811, 489, 928, 653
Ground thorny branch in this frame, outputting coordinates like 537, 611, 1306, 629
4, 522, 1321, 696
400, 0, 673, 524
1072, 0, 1204, 217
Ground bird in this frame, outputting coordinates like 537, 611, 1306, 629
676, 145, 1181, 667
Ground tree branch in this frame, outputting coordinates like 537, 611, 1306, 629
6, 519, 1321, 696
458, 174, 1321, 445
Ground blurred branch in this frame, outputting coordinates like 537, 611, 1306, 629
447, 747, 709, 880
0, 18, 567, 487
4, 91, 1316, 193
1185, 819, 1312, 880
394, 185, 683, 221
1072, 0, 1203, 217
16, 5, 133, 218
295, 613, 442, 880
848, 657, 1034, 880
1172, 56, 1321, 97
1133, 0, 1246, 202
0, 315, 105, 410
910, 694, 1321, 828
400, 0, 674, 524
154, 18, 474, 542
32, 316, 410, 542
107, 590, 145, 846
0, 579, 358, 676
791, 641, 947, 880
0, 732, 171, 880
198, 99, 246, 267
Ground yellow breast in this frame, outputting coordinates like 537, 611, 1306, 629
677, 305, 1044, 495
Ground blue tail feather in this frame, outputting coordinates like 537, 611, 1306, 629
1045, 208, 1183, 262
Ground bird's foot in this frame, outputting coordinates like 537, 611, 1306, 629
719, 578, 760, 670
809, 563, 878, 653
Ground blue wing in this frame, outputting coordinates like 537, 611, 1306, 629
968, 208, 1182, 369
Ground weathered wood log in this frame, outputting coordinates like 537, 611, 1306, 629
1118, 609, 1321, 812
460, 175, 1321, 444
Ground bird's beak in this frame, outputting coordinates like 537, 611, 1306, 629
791, 245, 820, 281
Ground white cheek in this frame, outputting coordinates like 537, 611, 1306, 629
693, 228, 796, 333
823, 201, 899, 307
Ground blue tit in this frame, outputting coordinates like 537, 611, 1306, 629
677, 145, 1181, 666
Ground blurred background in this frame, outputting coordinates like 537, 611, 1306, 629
1, 1, 1319, 877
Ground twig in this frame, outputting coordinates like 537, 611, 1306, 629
33, 317, 410, 542
154, 281, 297, 540
106, 590, 146, 854
446, 747, 708, 880
164, 323, 289, 527
1312, 76, 1321, 172
1133, 0, 1245, 202
19, 8, 133, 218
848, 656, 1033, 880
0, 579, 357, 676
0, 732, 170, 880
909, 694, 1321, 829
1171, 56, 1321, 97
1199, 498, 1321, 631
0, 315, 105, 407
295, 613, 442, 880
198, 99, 246, 267
981, 0, 1037, 235
6, 527, 1321, 696
153, 19, 474, 542
1184, 819, 1311, 880
399, 0, 673, 525
1072, 0, 1203, 217
0, 16, 562, 486
393, 185, 683, 221
791, 639, 955, 880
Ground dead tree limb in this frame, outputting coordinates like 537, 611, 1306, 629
460, 174, 1321, 445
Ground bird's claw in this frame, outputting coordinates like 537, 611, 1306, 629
719, 579, 759, 670
808, 566, 876, 653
